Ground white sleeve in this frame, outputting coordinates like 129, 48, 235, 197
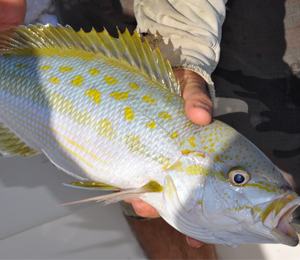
134, 0, 227, 103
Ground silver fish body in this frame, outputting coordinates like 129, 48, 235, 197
0, 25, 299, 247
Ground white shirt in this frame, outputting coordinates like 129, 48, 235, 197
135, 0, 227, 104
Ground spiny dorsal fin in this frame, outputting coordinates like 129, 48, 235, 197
0, 123, 38, 157
0, 25, 181, 96
59, 180, 163, 206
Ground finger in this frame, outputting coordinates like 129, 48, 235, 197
124, 197, 160, 218
186, 236, 204, 248
174, 70, 213, 126
0, 0, 26, 31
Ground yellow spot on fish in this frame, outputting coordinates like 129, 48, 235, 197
196, 153, 205, 158
15, 63, 28, 68
170, 132, 178, 139
85, 89, 102, 105
142, 95, 157, 104
158, 112, 172, 120
60, 66, 73, 72
40, 65, 51, 72
50, 76, 59, 84
185, 122, 193, 127
163, 93, 173, 103
125, 134, 141, 153
179, 141, 185, 148
110, 91, 129, 100
89, 68, 100, 76
124, 107, 135, 121
181, 149, 192, 154
187, 137, 196, 147
146, 121, 156, 129
96, 119, 115, 140
177, 110, 185, 114
129, 83, 139, 90
214, 155, 224, 163
185, 165, 204, 175
157, 156, 171, 169
104, 75, 118, 85
209, 148, 215, 153
72, 75, 84, 86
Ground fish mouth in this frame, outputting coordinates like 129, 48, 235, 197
252, 194, 300, 246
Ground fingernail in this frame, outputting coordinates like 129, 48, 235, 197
186, 236, 203, 248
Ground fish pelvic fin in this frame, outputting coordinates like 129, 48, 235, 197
0, 25, 180, 96
59, 180, 163, 206
63, 181, 120, 191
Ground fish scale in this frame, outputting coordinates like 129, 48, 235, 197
0, 28, 185, 189
1, 25, 300, 247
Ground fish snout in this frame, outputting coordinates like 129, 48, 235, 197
252, 194, 300, 246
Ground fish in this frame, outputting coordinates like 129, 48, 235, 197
0, 24, 299, 248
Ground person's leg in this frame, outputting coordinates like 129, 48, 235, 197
125, 214, 217, 259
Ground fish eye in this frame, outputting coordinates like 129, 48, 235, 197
228, 169, 250, 186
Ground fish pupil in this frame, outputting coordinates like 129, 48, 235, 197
234, 174, 245, 184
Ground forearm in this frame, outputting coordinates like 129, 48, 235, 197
134, 0, 227, 105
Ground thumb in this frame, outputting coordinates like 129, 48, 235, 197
174, 69, 213, 126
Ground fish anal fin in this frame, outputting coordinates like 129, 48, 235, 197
0, 123, 38, 158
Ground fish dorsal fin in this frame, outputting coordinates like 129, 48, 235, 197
0, 123, 38, 157
0, 25, 181, 96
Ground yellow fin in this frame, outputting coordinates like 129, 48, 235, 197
63, 181, 120, 191
0, 25, 181, 96
59, 180, 163, 206
0, 123, 38, 157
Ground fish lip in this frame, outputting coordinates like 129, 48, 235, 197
262, 196, 300, 246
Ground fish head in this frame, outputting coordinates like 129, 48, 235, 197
163, 121, 300, 247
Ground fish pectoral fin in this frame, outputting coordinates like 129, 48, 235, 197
162, 175, 215, 242
63, 181, 120, 191
59, 180, 163, 206
0, 123, 38, 157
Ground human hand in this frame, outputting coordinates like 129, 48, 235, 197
125, 69, 213, 248
0, 0, 26, 31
